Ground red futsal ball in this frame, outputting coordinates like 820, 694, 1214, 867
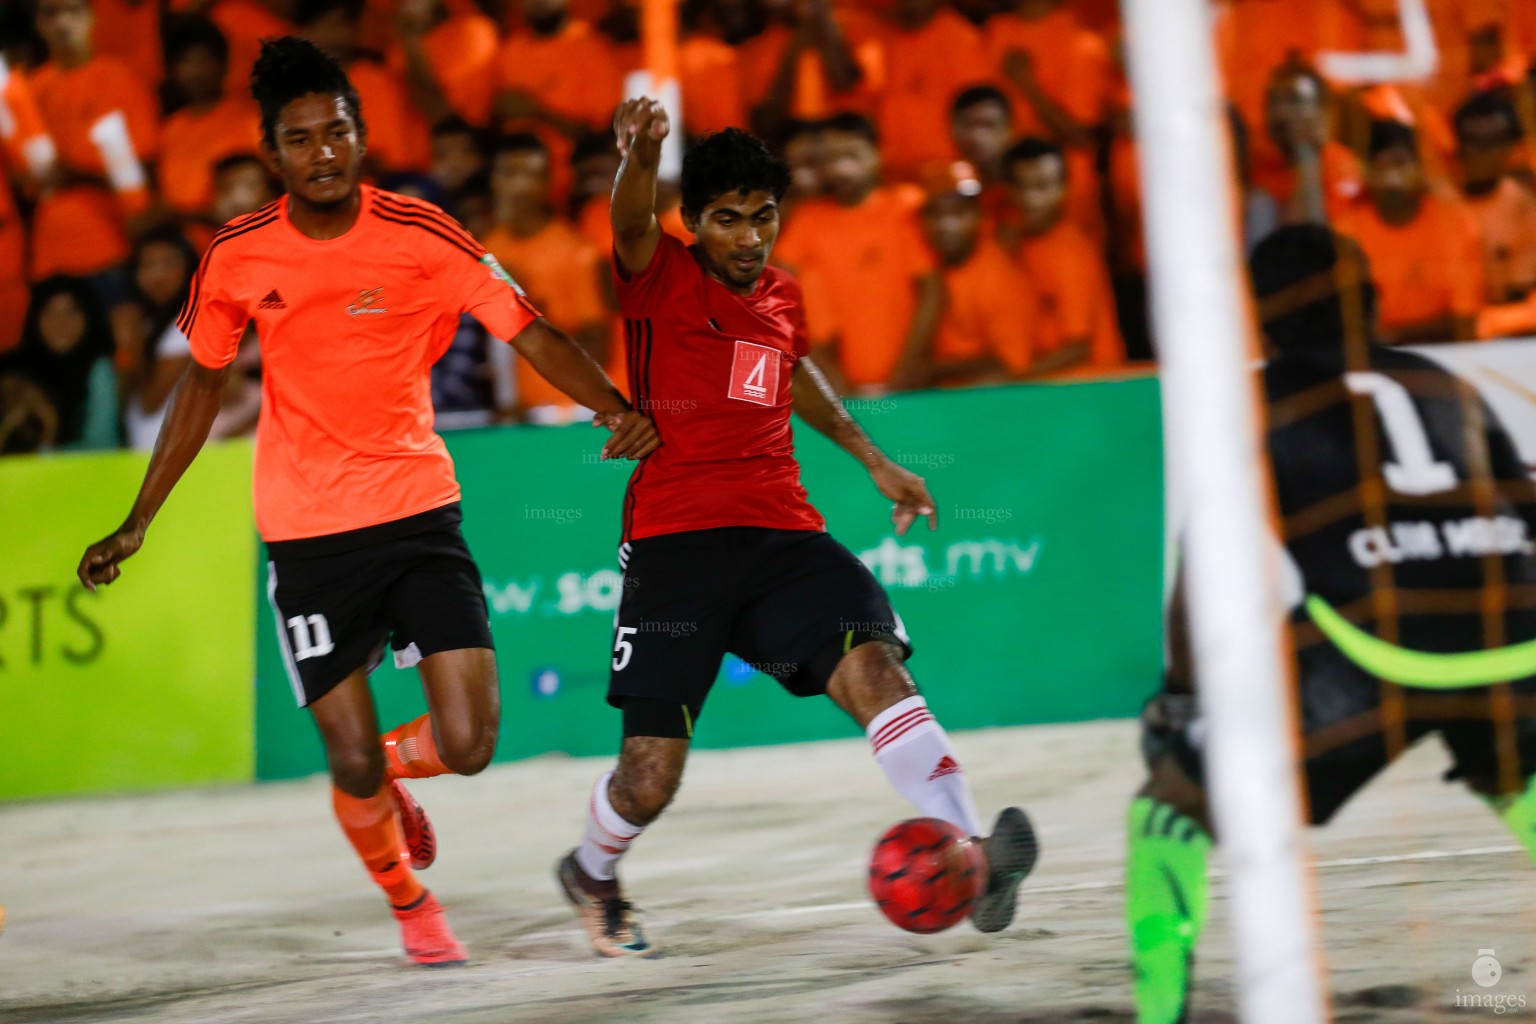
868, 817, 987, 934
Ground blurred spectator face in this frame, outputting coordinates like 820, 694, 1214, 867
818, 128, 880, 206
456, 190, 495, 241
135, 240, 193, 309
1458, 110, 1517, 192
783, 127, 823, 201
36, 0, 93, 63
492, 147, 552, 217
37, 290, 89, 356
571, 145, 621, 210
951, 98, 1012, 171
921, 192, 980, 266
213, 157, 278, 224
1008, 152, 1066, 235
171, 42, 226, 107
895, 0, 942, 28
433, 128, 486, 193
701, 0, 757, 44
523, 0, 569, 36
1265, 68, 1327, 159
301, 6, 361, 62
1366, 143, 1424, 218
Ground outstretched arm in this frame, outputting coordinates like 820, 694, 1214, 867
76, 360, 230, 590
611, 97, 669, 279
509, 318, 660, 459
791, 358, 936, 534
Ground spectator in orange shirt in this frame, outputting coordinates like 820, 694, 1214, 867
491, 0, 624, 139
948, 84, 1016, 229
1003, 137, 1123, 374
92, 0, 162, 87
877, 0, 986, 180
207, 0, 295, 97
1454, 92, 1536, 340
918, 170, 1031, 386
741, 0, 882, 143
482, 133, 611, 422
986, 0, 1113, 239
1254, 61, 1364, 225
1335, 119, 1485, 344
780, 118, 825, 218
159, 17, 262, 226
29, 0, 159, 304
773, 112, 942, 394
678, 0, 755, 137
391, 0, 498, 128
0, 55, 55, 351
298, 0, 431, 175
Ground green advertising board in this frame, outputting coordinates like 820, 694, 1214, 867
0, 441, 256, 799
255, 379, 1164, 780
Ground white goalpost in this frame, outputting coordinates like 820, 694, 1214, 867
1121, 1, 1331, 1021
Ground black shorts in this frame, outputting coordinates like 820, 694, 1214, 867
609, 527, 911, 722
1143, 641, 1536, 824
265, 503, 493, 707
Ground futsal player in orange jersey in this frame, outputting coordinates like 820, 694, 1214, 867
554, 99, 1038, 959
77, 37, 657, 968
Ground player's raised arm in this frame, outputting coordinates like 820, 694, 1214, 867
76, 360, 231, 590
790, 358, 936, 534
610, 97, 669, 278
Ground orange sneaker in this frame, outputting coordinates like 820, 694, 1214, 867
391, 779, 437, 871
391, 892, 467, 967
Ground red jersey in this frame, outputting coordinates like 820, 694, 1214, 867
180, 186, 540, 541
616, 233, 826, 542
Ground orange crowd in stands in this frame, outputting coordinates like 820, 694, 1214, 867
3, 0, 1536, 454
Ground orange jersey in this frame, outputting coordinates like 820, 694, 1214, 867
179, 187, 541, 540
28, 55, 158, 278
679, 34, 747, 137
774, 185, 934, 389
159, 96, 262, 216
483, 218, 607, 410
1335, 193, 1486, 332
1012, 219, 1123, 371
878, 10, 986, 179
1465, 179, 1536, 304
387, 11, 499, 127
92, 0, 162, 86
934, 238, 1034, 376
1250, 140, 1365, 218
491, 20, 622, 133
738, 19, 885, 121
209, 0, 295, 97
349, 58, 431, 174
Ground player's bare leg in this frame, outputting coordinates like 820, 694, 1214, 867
380, 647, 499, 868
311, 669, 467, 967
1126, 754, 1213, 1024
826, 641, 1038, 932
559, 733, 681, 957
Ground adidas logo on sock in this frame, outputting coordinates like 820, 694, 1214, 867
927, 755, 962, 781
258, 289, 287, 309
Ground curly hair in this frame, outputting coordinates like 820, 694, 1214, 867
680, 128, 791, 216
249, 36, 365, 148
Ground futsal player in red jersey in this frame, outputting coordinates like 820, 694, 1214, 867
76, 38, 657, 968
554, 99, 1039, 956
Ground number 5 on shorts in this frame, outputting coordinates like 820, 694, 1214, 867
613, 626, 638, 671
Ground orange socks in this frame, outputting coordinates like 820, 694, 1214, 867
382, 714, 450, 780
332, 784, 424, 909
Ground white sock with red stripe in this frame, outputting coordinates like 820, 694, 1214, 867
574, 771, 644, 881
866, 696, 982, 837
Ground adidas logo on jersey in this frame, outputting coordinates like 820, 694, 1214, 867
258, 289, 287, 309
928, 755, 963, 781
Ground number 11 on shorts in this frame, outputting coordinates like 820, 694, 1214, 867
613, 626, 637, 671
